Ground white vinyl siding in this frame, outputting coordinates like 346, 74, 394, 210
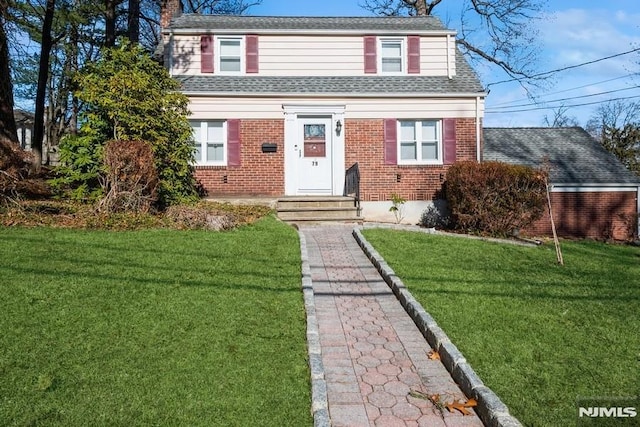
191, 120, 226, 165
188, 97, 483, 120
169, 34, 455, 77
398, 120, 442, 165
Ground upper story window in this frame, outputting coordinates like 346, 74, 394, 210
364, 36, 420, 75
200, 35, 258, 74
380, 38, 404, 73
218, 37, 243, 73
191, 120, 226, 165
398, 120, 442, 165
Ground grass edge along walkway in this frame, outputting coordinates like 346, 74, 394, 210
0, 216, 312, 427
361, 228, 639, 427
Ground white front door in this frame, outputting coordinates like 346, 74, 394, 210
295, 117, 333, 195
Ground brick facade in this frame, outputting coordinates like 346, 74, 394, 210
525, 191, 638, 241
346, 118, 479, 201
197, 117, 477, 200
195, 119, 285, 196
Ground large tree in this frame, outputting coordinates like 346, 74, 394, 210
586, 100, 640, 176
361, 0, 545, 86
0, 0, 30, 182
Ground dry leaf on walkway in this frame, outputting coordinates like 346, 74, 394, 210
427, 350, 441, 360
446, 398, 478, 415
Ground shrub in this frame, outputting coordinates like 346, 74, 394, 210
419, 201, 451, 229
445, 161, 548, 236
53, 40, 198, 207
97, 140, 159, 213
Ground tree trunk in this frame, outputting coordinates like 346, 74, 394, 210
128, 0, 139, 43
0, 0, 18, 148
32, 0, 55, 172
105, 0, 116, 47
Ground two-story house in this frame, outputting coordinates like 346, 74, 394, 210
160, 3, 486, 222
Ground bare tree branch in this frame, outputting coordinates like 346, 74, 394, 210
361, 0, 546, 87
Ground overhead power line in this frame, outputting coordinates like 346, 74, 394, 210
487, 47, 640, 87
487, 85, 640, 110
484, 94, 640, 114
489, 73, 637, 107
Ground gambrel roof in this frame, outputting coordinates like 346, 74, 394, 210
484, 127, 640, 185
167, 15, 452, 34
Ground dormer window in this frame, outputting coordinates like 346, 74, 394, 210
380, 38, 403, 73
218, 37, 243, 73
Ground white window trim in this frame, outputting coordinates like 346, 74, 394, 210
379, 37, 406, 75
216, 36, 245, 75
397, 120, 443, 165
191, 120, 227, 166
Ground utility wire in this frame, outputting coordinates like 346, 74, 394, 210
487, 85, 640, 110
486, 47, 640, 87
489, 73, 637, 107
485, 94, 640, 114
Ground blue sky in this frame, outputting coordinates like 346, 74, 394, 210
250, 0, 640, 128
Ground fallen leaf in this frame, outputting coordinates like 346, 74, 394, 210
446, 399, 477, 416
427, 350, 440, 360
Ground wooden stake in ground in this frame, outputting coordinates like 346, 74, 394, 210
546, 179, 564, 265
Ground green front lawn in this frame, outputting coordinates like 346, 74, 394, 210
362, 229, 639, 427
0, 217, 311, 426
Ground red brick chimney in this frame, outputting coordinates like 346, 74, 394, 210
160, 0, 182, 29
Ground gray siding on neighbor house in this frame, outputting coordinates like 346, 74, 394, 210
483, 127, 640, 185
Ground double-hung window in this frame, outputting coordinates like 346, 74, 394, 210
399, 120, 442, 164
191, 120, 226, 165
218, 37, 243, 73
380, 38, 404, 73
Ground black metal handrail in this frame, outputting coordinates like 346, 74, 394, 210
344, 162, 361, 215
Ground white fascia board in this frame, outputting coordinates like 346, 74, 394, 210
181, 91, 488, 98
550, 183, 640, 192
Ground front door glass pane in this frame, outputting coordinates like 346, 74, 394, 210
304, 124, 326, 157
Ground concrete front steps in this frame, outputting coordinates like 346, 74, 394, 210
277, 196, 361, 222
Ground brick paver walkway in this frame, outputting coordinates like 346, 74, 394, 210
301, 225, 484, 427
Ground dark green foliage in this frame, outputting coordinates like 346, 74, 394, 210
601, 124, 640, 176
445, 161, 548, 236
52, 40, 197, 207
50, 135, 104, 201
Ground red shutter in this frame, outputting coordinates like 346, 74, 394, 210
227, 119, 241, 167
201, 35, 214, 73
364, 35, 377, 74
246, 35, 259, 73
408, 35, 420, 74
443, 118, 457, 165
384, 119, 397, 165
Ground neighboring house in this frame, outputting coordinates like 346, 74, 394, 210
160, 4, 486, 222
14, 109, 34, 151
484, 127, 640, 240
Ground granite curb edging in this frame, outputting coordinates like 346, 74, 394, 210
298, 230, 331, 427
352, 228, 523, 427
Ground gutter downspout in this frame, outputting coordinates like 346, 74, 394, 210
168, 30, 174, 76
637, 185, 640, 238
446, 34, 452, 79
476, 96, 481, 162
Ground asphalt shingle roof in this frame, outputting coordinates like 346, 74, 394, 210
483, 127, 640, 185
168, 15, 450, 33
176, 47, 484, 95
